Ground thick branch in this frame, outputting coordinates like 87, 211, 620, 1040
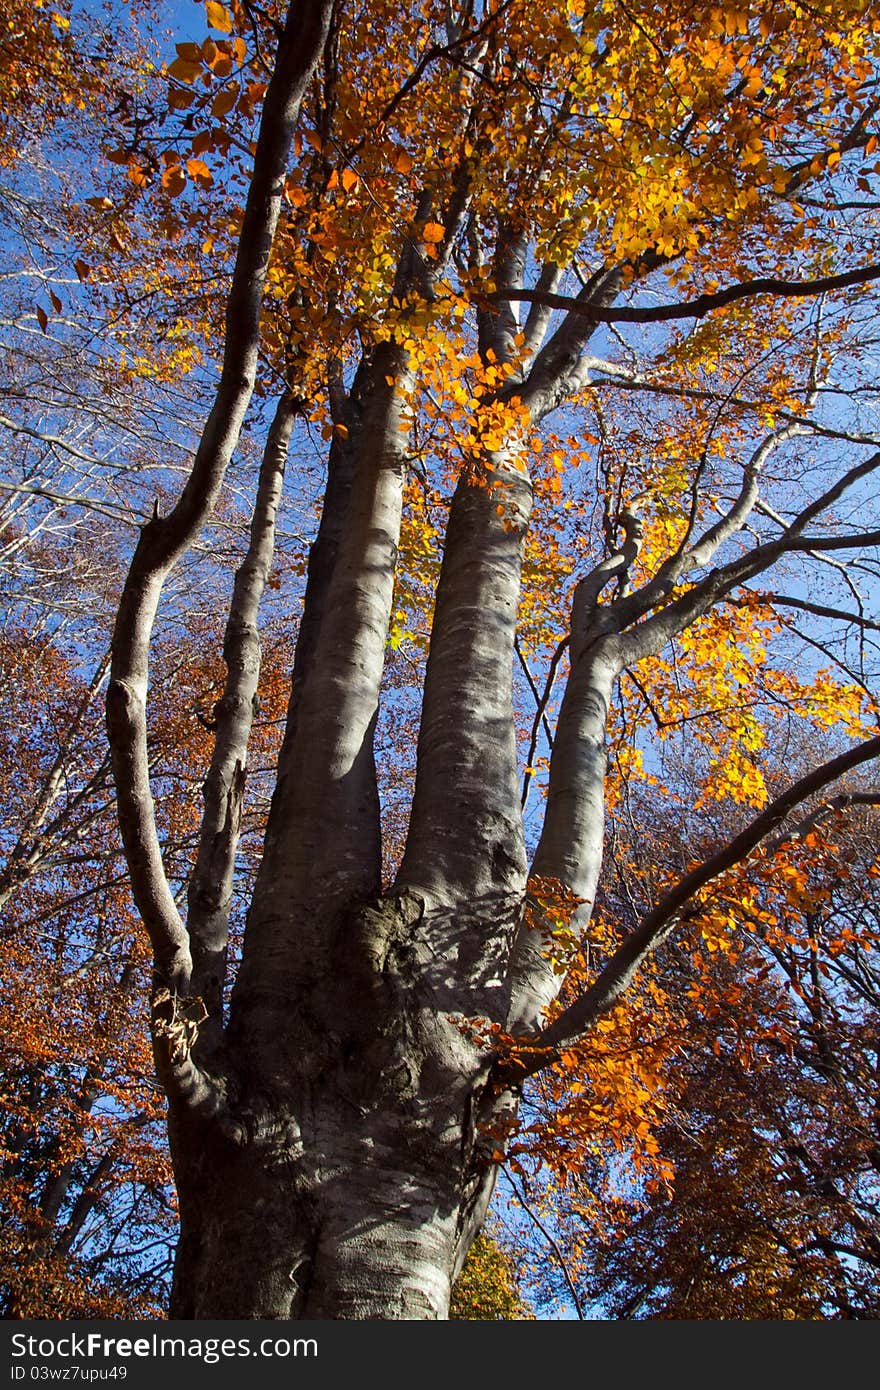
398, 450, 531, 910
519, 267, 625, 419
233, 345, 415, 1041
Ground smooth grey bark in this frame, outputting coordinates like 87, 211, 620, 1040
399, 452, 531, 911
507, 634, 621, 1032
187, 394, 297, 1044
106, 0, 335, 1006
169, 889, 502, 1317
129, 303, 880, 1321
230, 344, 414, 1050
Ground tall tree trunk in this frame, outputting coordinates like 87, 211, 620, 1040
171, 893, 499, 1319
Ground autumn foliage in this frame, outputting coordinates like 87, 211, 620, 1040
2, 0, 880, 1317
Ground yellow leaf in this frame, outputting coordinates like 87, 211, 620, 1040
205, 1, 233, 34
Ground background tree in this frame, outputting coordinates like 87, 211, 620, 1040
508, 749, 880, 1319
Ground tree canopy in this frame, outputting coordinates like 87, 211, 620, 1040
1, 0, 879, 1319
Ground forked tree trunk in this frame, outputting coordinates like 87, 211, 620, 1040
106, 0, 880, 1323
168, 895, 504, 1319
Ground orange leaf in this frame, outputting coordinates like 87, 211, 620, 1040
186, 158, 213, 188
422, 221, 445, 244
211, 87, 237, 120
167, 55, 200, 84
162, 164, 187, 197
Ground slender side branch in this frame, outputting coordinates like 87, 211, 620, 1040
501, 262, 880, 326
518, 635, 567, 811
674, 423, 804, 576
105, 0, 333, 1063
768, 595, 880, 633
0, 651, 110, 912
187, 394, 297, 1038
620, 451, 880, 662
508, 734, 880, 1078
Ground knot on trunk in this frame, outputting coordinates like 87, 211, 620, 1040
333, 890, 425, 1005
153, 986, 209, 1065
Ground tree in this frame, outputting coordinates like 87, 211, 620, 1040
6, 0, 880, 1318
449, 1232, 533, 1319
508, 754, 880, 1319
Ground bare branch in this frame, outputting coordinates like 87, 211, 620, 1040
500, 262, 880, 327
621, 450, 880, 663
187, 394, 297, 1041
517, 635, 567, 811
768, 595, 880, 633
